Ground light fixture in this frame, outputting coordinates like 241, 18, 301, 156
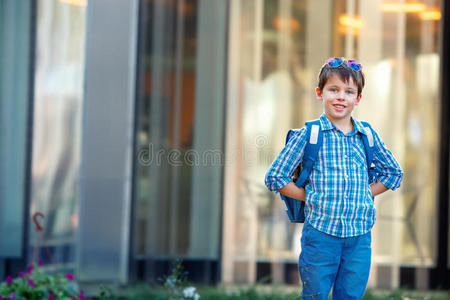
381, 2, 426, 13
419, 10, 441, 20
59, 0, 87, 7
339, 15, 363, 29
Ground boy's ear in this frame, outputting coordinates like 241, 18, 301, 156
315, 87, 322, 99
356, 93, 362, 105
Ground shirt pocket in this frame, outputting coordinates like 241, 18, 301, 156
351, 142, 367, 172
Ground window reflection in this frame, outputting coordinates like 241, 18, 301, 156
134, 1, 228, 271
30, 0, 86, 266
134, 0, 197, 258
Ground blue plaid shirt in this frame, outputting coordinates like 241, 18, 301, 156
265, 114, 403, 237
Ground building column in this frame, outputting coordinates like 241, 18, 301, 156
77, 0, 138, 283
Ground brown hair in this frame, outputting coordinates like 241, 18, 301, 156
317, 61, 365, 96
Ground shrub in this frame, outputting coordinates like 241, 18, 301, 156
0, 261, 85, 300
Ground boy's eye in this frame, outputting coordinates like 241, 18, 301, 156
330, 88, 337, 92
346, 90, 355, 95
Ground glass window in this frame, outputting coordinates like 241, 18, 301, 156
134, 0, 199, 260
29, 0, 86, 267
223, 0, 442, 283
133, 0, 227, 267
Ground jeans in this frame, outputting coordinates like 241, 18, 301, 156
299, 222, 372, 300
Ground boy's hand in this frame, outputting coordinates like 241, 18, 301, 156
370, 181, 388, 197
278, 182, 306, 201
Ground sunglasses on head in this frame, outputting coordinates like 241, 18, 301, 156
327, 57, 362, 72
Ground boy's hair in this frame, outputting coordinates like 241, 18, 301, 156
318, 60, 365, 96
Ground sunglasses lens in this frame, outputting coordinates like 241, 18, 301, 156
347, 60, 362, 71
328, 57, 343, 67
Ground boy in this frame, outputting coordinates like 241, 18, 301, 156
264, 58, 403, 300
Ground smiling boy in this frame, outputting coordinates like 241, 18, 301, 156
265, 58, 403, 299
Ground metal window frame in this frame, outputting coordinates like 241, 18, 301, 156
429, 0, 450, 289
0, 0, 36, 278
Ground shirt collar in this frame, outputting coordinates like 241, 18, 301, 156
319, 114, 335, 131
352, 118, 368, 135
319, 113, 367, 135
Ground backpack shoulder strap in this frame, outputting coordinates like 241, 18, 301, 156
360, 121, 376, 182
280, 120, 321, 223
294, 119, 322, 188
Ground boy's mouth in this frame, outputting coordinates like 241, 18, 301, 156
333, 104, 346, 111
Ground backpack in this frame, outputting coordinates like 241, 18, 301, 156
281, 119, 377, 223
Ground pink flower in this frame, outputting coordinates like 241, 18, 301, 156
65, 273, 74, 281
5, 276, 12, 284
38, 259, 44, 266
18, 272, 27, 277
27, 265, 35, 274
8, 294, 16, 300
79, 291, 85, 300
70, 296, 77, 300
28, 278, 36, 288
48, 293, 55, 300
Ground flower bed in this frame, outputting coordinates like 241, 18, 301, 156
0, 261, 84, 300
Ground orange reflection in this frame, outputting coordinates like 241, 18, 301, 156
273, 17, 300, 32
70, 214, 79, 229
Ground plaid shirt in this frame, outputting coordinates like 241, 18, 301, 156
265, 114, 403, 237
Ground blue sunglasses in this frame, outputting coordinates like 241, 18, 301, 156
328, 57, 362, 71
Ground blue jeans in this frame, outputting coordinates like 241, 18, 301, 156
299, 222, 372, 300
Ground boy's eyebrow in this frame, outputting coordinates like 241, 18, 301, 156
327, 84, 357, 91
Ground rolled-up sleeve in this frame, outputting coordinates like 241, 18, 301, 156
372, 130, 404, 190
264, 127, 308, 192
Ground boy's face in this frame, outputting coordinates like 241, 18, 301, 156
316, 73, 362, 124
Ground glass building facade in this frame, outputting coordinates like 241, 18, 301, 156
0, 0, 449, 290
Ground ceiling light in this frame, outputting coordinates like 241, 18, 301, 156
419, 10, 441, 20
339, 15, 363, 29
381, 3, 426, 13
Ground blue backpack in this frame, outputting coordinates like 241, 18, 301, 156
281, 119, 377, 223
